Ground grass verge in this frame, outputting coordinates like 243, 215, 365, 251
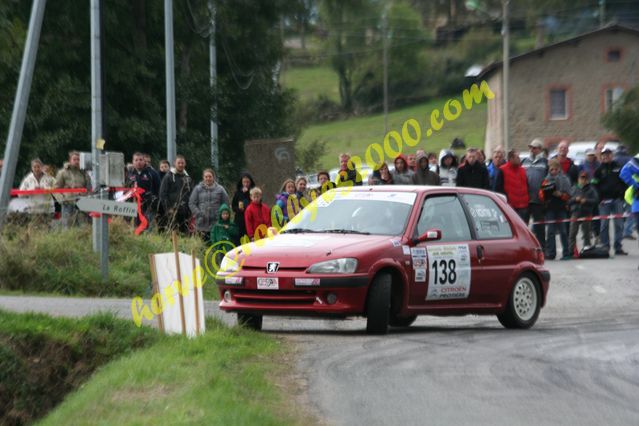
281, 65, 340, 103
40, 317, 310, 426
0, 219, 212, 299
0, 310, 157, 425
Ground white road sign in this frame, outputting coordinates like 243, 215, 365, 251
76, 197, 138, 217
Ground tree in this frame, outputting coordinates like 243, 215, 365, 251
603, 86, 639, 153
0, 0, 297, 186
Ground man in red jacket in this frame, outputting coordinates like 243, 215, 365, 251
497, 149, 530, 221
244, 187, 272, 241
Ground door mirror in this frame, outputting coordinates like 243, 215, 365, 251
411, 228, 442, 245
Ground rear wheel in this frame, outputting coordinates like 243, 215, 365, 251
237, 313, 263, 331
389, 314, 417, 328
497, 273, 541, 329
366, 273, 391, 335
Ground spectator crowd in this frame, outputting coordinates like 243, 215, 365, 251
6, 138, 639, 264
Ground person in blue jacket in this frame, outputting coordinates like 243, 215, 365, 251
620, 153, 639, 269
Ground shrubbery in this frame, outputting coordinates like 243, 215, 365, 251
0, 218, 204, 297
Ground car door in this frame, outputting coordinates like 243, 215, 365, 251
407, 194, 477, 308
459, 193, 517, 304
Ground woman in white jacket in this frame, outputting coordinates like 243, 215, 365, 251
19, 158, 56, 215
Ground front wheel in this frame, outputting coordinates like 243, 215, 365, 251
366, 273, 391, 335
237, 313, 263, 331
497, 273, 541, 329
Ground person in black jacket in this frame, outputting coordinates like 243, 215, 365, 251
594, 148, 628, 255
336, 153, 363, 187
456, 148, 490, 190
126, 152, 161, 231
231, 172, 256, 241
159, 155, 194, 235
568, 171, 599, 256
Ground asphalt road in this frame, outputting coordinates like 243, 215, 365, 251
1, 240, 637, 425
262, 242, 639, 426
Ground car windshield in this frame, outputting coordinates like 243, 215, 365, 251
283, 191, 416, 236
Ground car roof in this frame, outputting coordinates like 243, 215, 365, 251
330, 185, 500, 197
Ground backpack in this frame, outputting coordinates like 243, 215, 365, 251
579, 245, 609, 259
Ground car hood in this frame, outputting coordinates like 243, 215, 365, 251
229, 233, 398, 269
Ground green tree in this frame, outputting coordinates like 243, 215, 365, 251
603, 86, 639, 153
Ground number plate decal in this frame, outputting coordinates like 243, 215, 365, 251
426, 244, 471, 300
257, 277, 279, 290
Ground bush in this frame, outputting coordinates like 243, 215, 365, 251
0, 218, 204, 297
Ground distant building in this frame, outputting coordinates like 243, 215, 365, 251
478, 24, 639, 154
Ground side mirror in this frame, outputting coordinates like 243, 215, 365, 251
411, 228, 442, 246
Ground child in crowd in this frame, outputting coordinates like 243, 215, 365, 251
568, 171, 599, 257
210, 204, 239, 267
244, 187, 272, 241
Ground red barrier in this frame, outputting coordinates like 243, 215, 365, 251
531, 212, 630, 225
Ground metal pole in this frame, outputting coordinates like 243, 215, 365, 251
501, 0, 510, 153
91, 0, 108, 281
209, 0, 219, 171
382, 7, 389, 135
0, 0, 47, 231
599, 0, 605, 27
165, 0, 177, 164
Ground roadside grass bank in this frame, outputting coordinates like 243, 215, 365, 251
297, 96, 487, 171
40, 317, 310, 426
0, 310, 157, 425
0, 219, 217, 299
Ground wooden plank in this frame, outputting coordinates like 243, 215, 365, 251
172, 232, 187, 336
149, 254, 164, 333
192, 249, 201, 335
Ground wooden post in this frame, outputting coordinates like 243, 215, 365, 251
191, 249, 201, 335
172, 231, 187, 336
149, 254, 165, 333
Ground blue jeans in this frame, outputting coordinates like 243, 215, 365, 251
545, 209, 569, 258
599, 199, 623, 251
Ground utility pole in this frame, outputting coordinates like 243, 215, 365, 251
382, 5, 389, 135
0, 0, 46, 231
209, 0, 219, 172
599, 0, 606, 27
90, 0, 108, 281
501, 0, 510, 153
165, 0, 177, 163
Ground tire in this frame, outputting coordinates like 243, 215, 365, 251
497, 273, 541, 329
237, 313, 263, 331
366, 273, 392, 335
389, 314, 417, 328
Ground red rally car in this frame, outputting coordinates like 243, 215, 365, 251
215, 186, 550, 334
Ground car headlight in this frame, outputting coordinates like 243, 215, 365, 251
219, 255, 240, 273
307, 258, 358, 274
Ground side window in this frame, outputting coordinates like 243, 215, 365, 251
462, 194, 512, 239
416, 195, 471, 243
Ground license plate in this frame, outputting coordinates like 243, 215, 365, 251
257, 277, 279, 290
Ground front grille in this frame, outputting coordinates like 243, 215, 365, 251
233, 289, 316, 305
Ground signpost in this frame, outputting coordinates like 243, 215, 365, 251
77, 198, 138, 218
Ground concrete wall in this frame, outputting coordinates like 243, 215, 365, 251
484, 30, 639, 154
244, 138, 296, 205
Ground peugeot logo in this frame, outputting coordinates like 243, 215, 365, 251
266, 262, 279, 273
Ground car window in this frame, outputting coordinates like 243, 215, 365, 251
416, 195, 471, 242
462, 194, 512, 239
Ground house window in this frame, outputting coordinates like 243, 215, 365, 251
549, 89, 567, 120
607, 49, 621, 62
604, 86, 624, 112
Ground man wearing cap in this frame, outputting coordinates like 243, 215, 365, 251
594, 148, 628, 256
522, 138, 549, 250
580, 148, 602, 241
620, 153, 639, 269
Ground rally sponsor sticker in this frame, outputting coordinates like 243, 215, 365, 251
390, 239, 401, 247
426, 244, 471, 301
257, 277, 279, 290
402, 245, 411, 256
415, 268, 426, 282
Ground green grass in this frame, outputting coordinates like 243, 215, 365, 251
281, 65, 340, 103
0, 311, 158, 425
40, 317, 307, 426
0, 219, 209, 299
297, 96, 487, 171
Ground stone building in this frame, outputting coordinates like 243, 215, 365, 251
477, 24, 639, 155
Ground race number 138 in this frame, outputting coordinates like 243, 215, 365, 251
431, 259, 457, 285
426, 244, 471, 301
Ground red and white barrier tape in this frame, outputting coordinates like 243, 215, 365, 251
531, 212, 630, 225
